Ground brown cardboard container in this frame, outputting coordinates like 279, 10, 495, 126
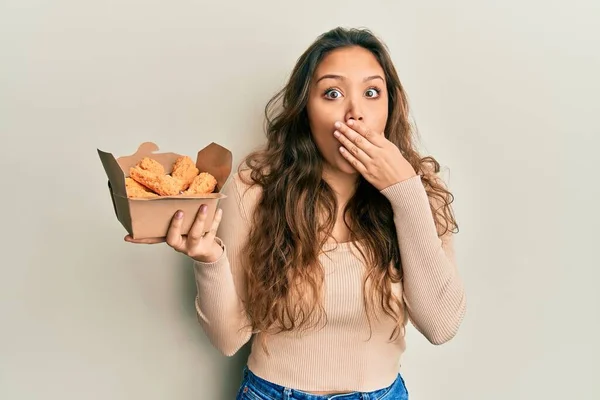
98, 141, 232, 239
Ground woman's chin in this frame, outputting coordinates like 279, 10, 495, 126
321, 151, 361, 177
336, 156, 361, 176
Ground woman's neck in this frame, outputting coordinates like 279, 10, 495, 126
322, 166, 359, 207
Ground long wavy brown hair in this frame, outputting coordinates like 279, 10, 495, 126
238, 27, 458, 354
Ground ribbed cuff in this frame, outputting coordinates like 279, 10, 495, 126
380, 174, 430, 213
193, 236, 228, 268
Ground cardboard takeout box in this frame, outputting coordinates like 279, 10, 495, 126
98, 141, 232, 239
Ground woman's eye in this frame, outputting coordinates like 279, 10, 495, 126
365, 88, 380, 98
324, 89, 342, 99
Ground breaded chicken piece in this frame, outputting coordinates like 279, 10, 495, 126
135, 157, 165, 175
125, 177, 158, 198
184, 172, 218, 195
171, 156, 199, 191
129, 167, 183, 196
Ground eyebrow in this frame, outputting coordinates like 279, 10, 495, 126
315, 74, 385, 84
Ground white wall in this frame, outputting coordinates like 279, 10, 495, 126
1, 1, 598, 399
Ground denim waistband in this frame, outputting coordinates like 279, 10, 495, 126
241, 366, 404, 400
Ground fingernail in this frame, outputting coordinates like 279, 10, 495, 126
175, 211, 183, 219
201, 205, 208, 214
333, 130, 340, 137
334, 121, 341, 128
347, 120, 354, 126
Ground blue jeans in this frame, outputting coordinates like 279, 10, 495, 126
236, 366, 409, 400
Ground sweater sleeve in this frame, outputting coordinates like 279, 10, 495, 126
192, 174, 254, 356
380, 174, 466, 345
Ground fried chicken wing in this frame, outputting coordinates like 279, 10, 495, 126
135, 157, 165, 175
171, 155, 199, 191
129, 167, 183, 196
184, 172, 217, 195
125, 177, 158, 198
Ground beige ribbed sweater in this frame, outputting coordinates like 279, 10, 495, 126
192, 171, 466, 392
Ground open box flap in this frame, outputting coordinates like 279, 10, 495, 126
195, 142, 232, 191
98, 149, 127, 198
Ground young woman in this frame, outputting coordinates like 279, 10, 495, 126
127, 27, 466, 400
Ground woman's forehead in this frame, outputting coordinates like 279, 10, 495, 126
314, 47, 385, 82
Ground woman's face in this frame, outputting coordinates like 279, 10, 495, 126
306, 46, 389, 176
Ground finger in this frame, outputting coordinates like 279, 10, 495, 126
124, 235, 166, 244
203, 208, 223, 242
334, 129, 371, 164
339, 146, 368, 175
345, 120, 386, 148
187, 204, 209, 244
165, 210, 187, 251
334, 121, 378, 158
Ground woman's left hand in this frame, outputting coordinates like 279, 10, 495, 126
333, 120, 417, 190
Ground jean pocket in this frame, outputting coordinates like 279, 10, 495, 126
377, 375, 409, 400
238, 383, 278, 400
379, 387, 408, 400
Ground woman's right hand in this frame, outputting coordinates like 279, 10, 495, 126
124, 204, 224, 263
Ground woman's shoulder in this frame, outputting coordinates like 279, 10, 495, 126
229, 168, 261, 194
224, 168, 263, 215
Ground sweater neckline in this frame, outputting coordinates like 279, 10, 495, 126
322, 239, 364, 252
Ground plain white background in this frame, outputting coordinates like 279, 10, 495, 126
1, 0, 598, 399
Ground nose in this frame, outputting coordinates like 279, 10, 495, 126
344, 98, 364, 123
